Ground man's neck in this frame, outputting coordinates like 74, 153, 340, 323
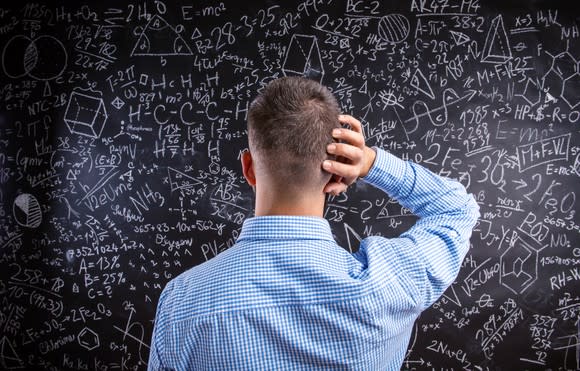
254, 187, 326, 217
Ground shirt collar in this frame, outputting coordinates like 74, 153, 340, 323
237, 216, 335, 242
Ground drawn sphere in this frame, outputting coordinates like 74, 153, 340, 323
378, 14, 410, 44
13, 193, 42, 228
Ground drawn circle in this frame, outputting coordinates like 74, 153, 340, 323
27, 36, 68, 80
378, 14, 410, 44
1, 35, 67, 81
2, 35, 31, 78
13, 193, 42, 228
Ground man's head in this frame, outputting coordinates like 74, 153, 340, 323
244, 77, 340, 193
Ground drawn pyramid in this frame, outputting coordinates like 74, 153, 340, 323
167, 167, 202, 192
0, 336, 23, 369
449, 30, 470, 46
410, 68, 435, 99
282, 34, 325, 83
131, 15, 193, 56
481, 15, 512, 64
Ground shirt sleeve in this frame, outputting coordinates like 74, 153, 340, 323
148, 280, 175, 371
360, 148, 480, 310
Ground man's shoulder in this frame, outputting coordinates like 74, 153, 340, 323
160, 243, 255, 318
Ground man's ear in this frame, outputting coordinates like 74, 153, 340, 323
241, 150, 256, 187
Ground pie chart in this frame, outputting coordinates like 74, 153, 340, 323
13, 193, 42, 228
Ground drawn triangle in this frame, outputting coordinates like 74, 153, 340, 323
359, 80, 368, 94
449, 30, 470, 46
43, 81, 52, 97
481, 15, 512, 64
131, 15, 193, 56
344, 223, 362, 253
191, 28, 202, 40
545, 92, 557, 103
167, 167, 202, 192
66, 169, 77, 180
0, 336, 23, 369
441, 284, 462, 307
410, 68, 435, 99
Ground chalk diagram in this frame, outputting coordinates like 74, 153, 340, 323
500, 231, 545, 295
0, 336, 23, 369
516, 78, 542, 106
282, 34, 325, 83
410, 68, 435, 100
1, 35, 67, 80
64, 90, 108, 138
13, 193, 42, 228
167, 167, 203, 193
377, 14, 410, 44
131, 15, 192, 56
481, 15, 512, 64
111, 96, 125, 110
78, 327, 100, 351
404, 88, 477, 134
449, 30, 470, 47
542, 46, 580, 109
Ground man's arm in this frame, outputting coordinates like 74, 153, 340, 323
148, 281, 174, 370
323, 115, 480, 308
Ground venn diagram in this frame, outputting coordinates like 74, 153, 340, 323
2, 35, 68, 80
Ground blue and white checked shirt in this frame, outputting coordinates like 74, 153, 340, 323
148, 148, 480, 370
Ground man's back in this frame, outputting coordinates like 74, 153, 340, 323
149, 148, 480, 370
151, 217, 417, 370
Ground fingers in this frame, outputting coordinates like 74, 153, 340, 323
323, 181, 348, 196
322, 159, 359, 181
322, 115, 367, 195
327, 142, 363, 162
332, 127, 364, 149
338, 115, 362, 133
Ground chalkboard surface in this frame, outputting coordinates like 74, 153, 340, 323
0, 0, 579, 369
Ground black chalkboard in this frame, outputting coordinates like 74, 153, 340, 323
0, 1, 579, 370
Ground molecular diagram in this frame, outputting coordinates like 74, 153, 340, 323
542, 44, 580, 109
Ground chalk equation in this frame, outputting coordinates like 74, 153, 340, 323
0, 0, 578, 369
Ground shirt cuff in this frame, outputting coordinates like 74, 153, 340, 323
361, 147, 408, 193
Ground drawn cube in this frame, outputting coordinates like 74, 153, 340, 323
64, 91, 108, 138
78, 327, 99, 351
282, 34, 325, 83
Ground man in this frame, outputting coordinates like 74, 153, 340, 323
148, 77, 480, 370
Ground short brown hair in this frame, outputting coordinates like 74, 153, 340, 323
248, 77, 340, 190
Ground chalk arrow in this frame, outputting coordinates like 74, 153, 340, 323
512, 179, 527, 190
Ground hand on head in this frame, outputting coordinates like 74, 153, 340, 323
322, 115, 376, 196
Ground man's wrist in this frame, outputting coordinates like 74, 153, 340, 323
359, 146, 377, 178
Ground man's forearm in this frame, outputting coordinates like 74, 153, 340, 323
363, 148, 480, 240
